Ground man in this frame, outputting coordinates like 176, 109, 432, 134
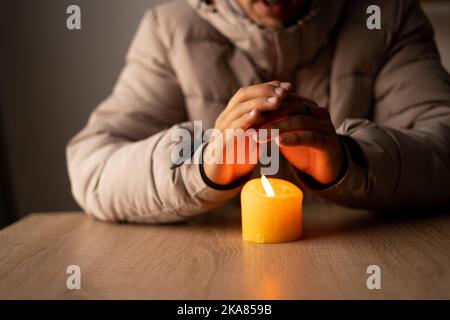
67, 0, 450, 223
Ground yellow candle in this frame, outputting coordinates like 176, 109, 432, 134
241, 176, 303, 244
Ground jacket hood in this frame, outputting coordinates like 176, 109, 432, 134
186, 0, 347, 79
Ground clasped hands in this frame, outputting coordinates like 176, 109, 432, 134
203, 81, 345, 187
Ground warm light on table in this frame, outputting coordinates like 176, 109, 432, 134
241, 176, 303, 244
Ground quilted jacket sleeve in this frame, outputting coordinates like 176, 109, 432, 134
66, 10, 240, 223
312, 0, 450, 210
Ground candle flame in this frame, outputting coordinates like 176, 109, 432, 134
261, 175, 275, 197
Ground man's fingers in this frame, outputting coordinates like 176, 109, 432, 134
277, 131, 333, 148
263, 115, 335, 135
227, 81, 292, 108
216, 81, 294, 130
222, 96, 282, 127
253, 101, 330, 128
229, 108, 260, 130
281, 99, 330, 119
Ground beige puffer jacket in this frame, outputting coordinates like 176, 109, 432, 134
67, 0, 450, 223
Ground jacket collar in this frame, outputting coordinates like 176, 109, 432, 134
187, 0, 347, 79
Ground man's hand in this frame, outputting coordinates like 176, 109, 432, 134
260, 95, 345, 186
203, 81, 293, 186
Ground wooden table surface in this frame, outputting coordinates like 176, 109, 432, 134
1, 202, 449, 300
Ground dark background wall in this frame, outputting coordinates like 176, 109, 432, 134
0, 0, 449, 227
0, 0, 165, 226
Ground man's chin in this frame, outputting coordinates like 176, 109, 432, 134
251, 15, 285, 28
260, 20, 285, 28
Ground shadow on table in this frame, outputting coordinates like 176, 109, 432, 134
302, 204, 450, 241
185, 202, 450, 241
119, 201, 450, 242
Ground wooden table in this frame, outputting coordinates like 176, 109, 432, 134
1, 202, 449, 300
